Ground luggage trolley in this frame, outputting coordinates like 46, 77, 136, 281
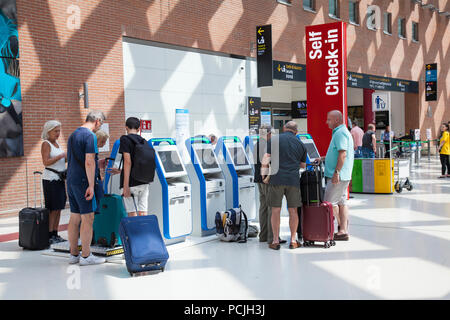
394, 158, 413, 193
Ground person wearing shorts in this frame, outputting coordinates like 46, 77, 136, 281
317, 110, 354, 241
262, 121, 307, 250
116, 117, 153, 216
66, 111, 106, 266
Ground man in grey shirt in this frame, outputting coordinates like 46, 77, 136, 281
261, 121, 307, 250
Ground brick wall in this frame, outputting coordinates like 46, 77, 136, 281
0, 0, 448, 213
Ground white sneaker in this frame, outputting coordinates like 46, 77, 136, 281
79, 254, 106, 266
69, 254, 80, 264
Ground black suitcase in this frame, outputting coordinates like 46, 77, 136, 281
19, 171, 50, 250
300, 167, 325, 204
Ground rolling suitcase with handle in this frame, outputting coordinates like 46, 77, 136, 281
301, 164, 335, 249
119, 214, 169, 276
92, 166, 127, 248
19, 171, 50, 250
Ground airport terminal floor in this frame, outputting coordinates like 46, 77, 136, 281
1, 158, 449, 300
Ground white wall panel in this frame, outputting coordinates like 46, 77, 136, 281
123, 41, 257, 141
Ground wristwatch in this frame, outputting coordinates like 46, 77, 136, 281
334, 169, 340, 175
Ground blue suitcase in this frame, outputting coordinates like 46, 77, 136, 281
119, 215, 169, 276
93, 194, 127, 247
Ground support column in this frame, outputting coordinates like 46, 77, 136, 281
363, 88, 375, 130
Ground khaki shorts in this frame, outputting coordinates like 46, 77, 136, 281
268, 185, 301, 208
324, 180, 350, 206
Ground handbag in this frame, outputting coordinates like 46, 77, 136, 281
45, 167, 67, 181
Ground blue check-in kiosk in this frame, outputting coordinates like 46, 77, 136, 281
103, 138, 192, 245
215, 136, 256, 221
185, 136, 226, 237
147, 138, 192, 245
244, 135, 261, 221
103, 139, 121, 195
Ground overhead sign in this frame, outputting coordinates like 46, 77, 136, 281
256, 25, 273, 87
372, 92, 391, 112
248, 97, 261, 132
347, 72, 419, 93
425, 63, 437, 101
273, 61, 306, 81
306, 22, 347, 155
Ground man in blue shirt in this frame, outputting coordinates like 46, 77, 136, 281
67, 111, 106, 266
317, 110, 354, 241
262, 121, 307, 250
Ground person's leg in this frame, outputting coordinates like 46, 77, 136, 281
271, 207, 282, 245
53, 210, 61, 233
440, 154, 446, 177
287, 207, 298, 244
80, 213, 95, 258
337, 205, 349, 235
446, 154, 450, 177
48, 210, 57, 234
68, 213, 81, 256
258, 183, 269, 242
267, 185, 283, 247
137, 184, 149, 216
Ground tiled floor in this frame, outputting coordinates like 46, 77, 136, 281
1, 158, 449, 300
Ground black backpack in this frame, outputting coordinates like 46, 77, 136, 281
123, 135, 156, 184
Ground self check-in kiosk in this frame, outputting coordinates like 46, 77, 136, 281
185, 136, 226, 236
244, 135, 260, 220
148, 138, 192, 245
297, 133, 321, 165
215, 136, 256, 221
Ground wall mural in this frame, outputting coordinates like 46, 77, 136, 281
0, 0, 22, 158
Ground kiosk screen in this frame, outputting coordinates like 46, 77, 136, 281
195, 148, 219, 170
304, 143, 320, 160
158, 151, 184, 173
229, 146, 249, 167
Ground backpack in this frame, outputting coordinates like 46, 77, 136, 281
123, 135, 156, 184
215, 206, 248, 243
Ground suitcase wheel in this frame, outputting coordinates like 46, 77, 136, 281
330, 241, 336, 246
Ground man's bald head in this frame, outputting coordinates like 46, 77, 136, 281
284, 121, 298, 134
326, 110, 344, 130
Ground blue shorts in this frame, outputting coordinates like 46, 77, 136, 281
67, 182, 97, 214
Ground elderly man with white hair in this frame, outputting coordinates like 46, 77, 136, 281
261, 121, 307, 250
315, 110, 354, 241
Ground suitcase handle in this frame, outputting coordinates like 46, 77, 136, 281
33, 171, 43, 208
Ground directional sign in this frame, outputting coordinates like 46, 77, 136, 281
256, 25, 273, 87
425, 63, 437, 101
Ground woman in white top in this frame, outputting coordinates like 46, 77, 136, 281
41, 120, 67, 244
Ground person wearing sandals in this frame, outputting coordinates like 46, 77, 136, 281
41, 120, 67, 244
261, 121, 307, 250
438, 123, 450, 179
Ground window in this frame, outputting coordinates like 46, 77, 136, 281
366, 7, 376, 30
398, 18, 406, 38
384, 12, 392, 34
412, 22, 419, 42
349, 1, 359, 25
303, 0, 315, 11
277, 0, 292, 5
329, 0, 340, 18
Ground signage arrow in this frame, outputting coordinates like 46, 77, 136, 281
250, 98, 254, 105
277, 64, 281, 72
257, 27, 264, 36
